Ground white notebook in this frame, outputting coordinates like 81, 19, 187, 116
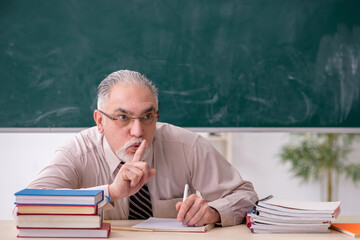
132, 217, 214, 232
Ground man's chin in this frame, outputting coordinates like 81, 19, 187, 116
126, 153, 135, 160
127, 148, 138, 155
116, 151, 134, 163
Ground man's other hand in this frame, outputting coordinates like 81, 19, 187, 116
176, 194, 220, 226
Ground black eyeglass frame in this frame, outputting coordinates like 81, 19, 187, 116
98, 109, 159, 125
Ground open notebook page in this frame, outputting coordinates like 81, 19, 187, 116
132, 217, 214, 232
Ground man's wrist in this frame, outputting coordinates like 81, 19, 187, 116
108, 184, 117, 201
210, 207, 221, 224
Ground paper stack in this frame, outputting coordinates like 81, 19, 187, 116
14, 188, 110, 238
246, 195, 341, 234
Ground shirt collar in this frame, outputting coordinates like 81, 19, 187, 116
103, 136, 122, 175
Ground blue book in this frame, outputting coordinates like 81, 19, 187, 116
14, 189, 104, 206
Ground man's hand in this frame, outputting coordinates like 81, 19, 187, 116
176, 194, 221, 227
109, 140, 156, 201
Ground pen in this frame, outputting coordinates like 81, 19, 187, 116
183, 184, 189, 202
255, 195, 273, 204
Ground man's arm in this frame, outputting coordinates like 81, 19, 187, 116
26, 144, 116, 210
28, 140, 156, 211
27, 149, 80, 190
176, 135, 258, 227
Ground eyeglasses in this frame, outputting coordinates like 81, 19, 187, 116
98, 109, 159, 127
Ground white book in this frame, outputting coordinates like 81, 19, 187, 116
251, 225, 331, 234
17, 214, 102, 228
253, 211, 335, 223
248, 213, 331, 226
254, 205, 337, 220
257, 197, 341, 214
250, 221, 330, 233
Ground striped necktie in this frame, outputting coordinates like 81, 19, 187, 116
128, 183, 153, 219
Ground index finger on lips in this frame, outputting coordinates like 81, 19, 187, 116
131, 139, 147, 162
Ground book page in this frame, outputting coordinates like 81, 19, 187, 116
263, 197, 341, 211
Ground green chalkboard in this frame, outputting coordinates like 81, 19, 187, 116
1, 0, 360, 128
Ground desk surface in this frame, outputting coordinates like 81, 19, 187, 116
3, 216, 359, 240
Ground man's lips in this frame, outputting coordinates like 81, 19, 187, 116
129, 143, 141, 152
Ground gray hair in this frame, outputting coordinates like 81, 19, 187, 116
97, 70, 158, 110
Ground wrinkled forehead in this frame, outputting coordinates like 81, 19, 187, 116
106, 84, 158, 113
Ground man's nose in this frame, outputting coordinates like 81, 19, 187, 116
129, 119, 144, 137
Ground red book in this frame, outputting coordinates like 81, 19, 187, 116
17, 222, 111, 238
246, 215, 252, 228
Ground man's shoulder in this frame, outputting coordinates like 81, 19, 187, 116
155, 122, 200, 146
58, 126, 103, 156
77, 126, 102, 140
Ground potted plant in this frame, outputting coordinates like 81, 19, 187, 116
279, 133, 360, 201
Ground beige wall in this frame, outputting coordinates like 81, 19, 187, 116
1, 131, 359, 220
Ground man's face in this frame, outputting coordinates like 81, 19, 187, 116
95, 84, 158, 161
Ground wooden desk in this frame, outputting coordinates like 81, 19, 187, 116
3, 216, 359, 240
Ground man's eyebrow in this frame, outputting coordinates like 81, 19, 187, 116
114, 107, 133, 115
141, 106, 156, 114
113, 106, 156, 115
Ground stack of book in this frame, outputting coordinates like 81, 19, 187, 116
14, 189, 110, 238
246, 195, 341, 234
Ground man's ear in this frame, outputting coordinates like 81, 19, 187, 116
94, 110, 104, 133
